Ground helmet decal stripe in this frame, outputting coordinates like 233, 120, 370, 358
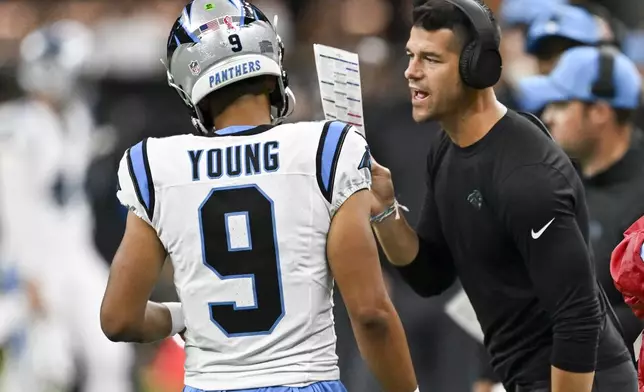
185, 2, 194, 22
181, 7, 200, 43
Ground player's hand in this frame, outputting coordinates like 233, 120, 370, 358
370, 158, 396, 215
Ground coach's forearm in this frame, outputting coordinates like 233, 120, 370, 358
351, 302, 418, 392
372, 215, 419, 266
551, 366, 594, 392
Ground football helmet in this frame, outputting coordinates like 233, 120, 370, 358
165, 0, 296, 134
18, 20, 93, 101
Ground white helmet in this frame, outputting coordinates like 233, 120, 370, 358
165, 0, 296, 134
18, 20, 93, 100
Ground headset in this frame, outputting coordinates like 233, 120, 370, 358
591, 45, 616, 99
442, 0, 503, 89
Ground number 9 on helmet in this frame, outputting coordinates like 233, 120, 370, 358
164, 0, 296, 134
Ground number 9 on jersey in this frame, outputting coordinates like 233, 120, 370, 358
198, 185, 285, 337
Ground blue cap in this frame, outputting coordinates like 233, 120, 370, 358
624, 30, 644, 65
501, 0, 566, 27
525, 5, 600, 55
517, 46, 642, 112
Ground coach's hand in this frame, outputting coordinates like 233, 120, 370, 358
370, 158, 396, 215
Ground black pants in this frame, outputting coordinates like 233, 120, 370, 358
513, 360, 638, 392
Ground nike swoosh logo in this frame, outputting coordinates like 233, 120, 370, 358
531, 217, 555, 239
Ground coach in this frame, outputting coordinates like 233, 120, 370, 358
370, 0, 636, 391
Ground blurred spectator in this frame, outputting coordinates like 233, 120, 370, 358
500, 0, 566, 29
525, 4, 601, 74
523, 45, 644, 358
0, 19, 134, 392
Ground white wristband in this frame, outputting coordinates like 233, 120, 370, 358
162, 302, 185, 336
413, 388, 420, 392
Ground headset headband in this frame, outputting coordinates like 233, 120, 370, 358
443, 0, 498, 49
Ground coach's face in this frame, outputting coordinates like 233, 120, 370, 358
405, 26, 464, 123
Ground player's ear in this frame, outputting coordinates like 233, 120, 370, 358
587, 101, 612, 126
541, 104, 555, 128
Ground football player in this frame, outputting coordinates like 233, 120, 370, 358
0, 20, 134, 392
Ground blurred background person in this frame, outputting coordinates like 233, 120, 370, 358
0, 19, 134, 392
521, 44, 644, 358
524, 4, 602, 75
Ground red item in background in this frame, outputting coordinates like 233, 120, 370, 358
610, 215, 644, 392
145, 337, 185, 392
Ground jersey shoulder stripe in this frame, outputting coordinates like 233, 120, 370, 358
315, 121, 352, 203
126, 138, 156, 220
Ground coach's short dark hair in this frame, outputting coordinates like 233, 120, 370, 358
412, 0, 500, 49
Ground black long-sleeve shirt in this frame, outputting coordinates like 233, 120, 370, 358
397, 110, 631, 388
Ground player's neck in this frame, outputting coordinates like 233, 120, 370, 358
440, 89, 507, 148
213, 94, 272, 130
580, 123, 632, 178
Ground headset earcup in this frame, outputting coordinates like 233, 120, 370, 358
478, 48, 503, 88
459, 42, 502, 90
459, 41, 480, 89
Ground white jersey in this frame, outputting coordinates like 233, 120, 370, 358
0, 98, 96, 276
0, 98, 130, 392
116, 121, 371, 390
